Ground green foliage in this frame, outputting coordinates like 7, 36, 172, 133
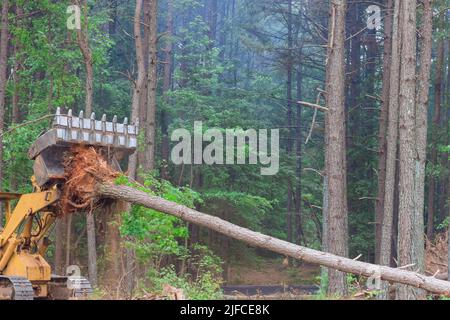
202, 190, 272, 230
119, 174, 200, 261
436, 217, 449, 231
147, 244, 223, 300
118, 175, 222, 299
3, 122, 48, 192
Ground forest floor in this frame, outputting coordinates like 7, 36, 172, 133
223, 257, 320, 299
228, 258, 319, 286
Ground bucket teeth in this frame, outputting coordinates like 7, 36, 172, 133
29, 108, 139, 186
28, 109, 139, 161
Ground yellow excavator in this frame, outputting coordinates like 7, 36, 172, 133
0, 108, 138, 300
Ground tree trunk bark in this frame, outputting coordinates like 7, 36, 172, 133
124, 0, 148, 298
446, 40, 450, 282
143, 0, 158, 172
103, 203, 123, 288
136, 0, 150, 176
427, 31, 444, 240
448, 169, 450, 280
96, 183, 450, 296
65, 214, 72, 268
374, 0, 393, 265
294, 67, 303, 245
161, 0, 173, 180
0, 0, 9, 224
379, 0, 402, 299
54, 216, 67, 275
324, 0, 348, 296
415, 0, 433, 255
86, 212, 97, 286
128, 0, 146, 181
11, 5, 22, 125
397, 0, 424, 300
286, 0, 294, 248
75, 0, 97, 287
321, 175, 329, 291
75, 0, 93, 116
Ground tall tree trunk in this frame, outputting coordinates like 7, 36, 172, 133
346, 1, 361, 158
103, 157, 128, 293
446, 41, 450, 282
427, 32, 445, 240
11, 5, 22, 125
86, 212, 97, 286
103, 203, 124, 289
324, 0, 348, 296
76, 0, 93, 116
128, 0, 145, 180
137, 0, 151, 176
374, 0, 393, 264
143, 0, 158, 172
379, 0, 402, 299
286, 0, 293, 246
10, 25, 20, 191
397, 0, 423, 300
75, 0, 97, 287
65, 214, 72, 268
415, 0, 433, 257
294, 67, 303, 245
161, 0, 173, 180
124, 0, 147, 297
0, 0, 9, 224
442, 39, 450, 227
321, 175, 329, 291
54, 216, 67, 275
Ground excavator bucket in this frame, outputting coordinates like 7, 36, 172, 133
28, 107, 138, 187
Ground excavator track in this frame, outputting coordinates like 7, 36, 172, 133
0, 276, 34, 300
48, 275, 93, 300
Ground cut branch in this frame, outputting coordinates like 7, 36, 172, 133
0, 114, 53, 138
297, 100, 328, 112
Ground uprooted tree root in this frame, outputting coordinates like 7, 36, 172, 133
61, 146, 120, 214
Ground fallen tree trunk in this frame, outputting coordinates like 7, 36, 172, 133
97, 183, 450, 296
61, 147, 450, 296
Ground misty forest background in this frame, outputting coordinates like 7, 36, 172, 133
0, 0, 449, 299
